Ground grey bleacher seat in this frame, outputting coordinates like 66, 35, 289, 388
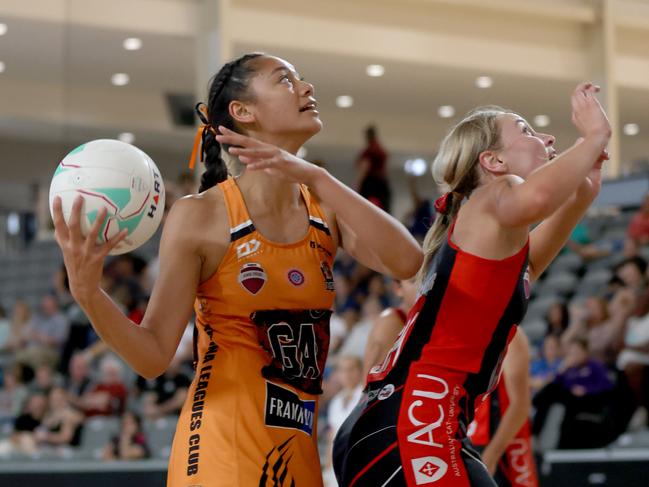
548, 252, 583, 274
143, 416, 177, 458
520, 318, 546, 344
614, 429, 649, 448
525, 295, 559, 321
536, 271, 578, 297
536, 403, 565, 452
581, 267, 612, 284
80, 416, 120, 459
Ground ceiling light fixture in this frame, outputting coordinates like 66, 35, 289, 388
336, 95, 354, 108
366, 64, 385, 77
118, 132, 136, 144
123, 38, 142, 51
533, 115, 551, 128
404, 158, 428, 177
111, 73, 130, 86
624, 123, 640, 136
475, 76, 493, 89
0, 61, 5, 74
0, 24, 7, 36
438, 105, 455, 118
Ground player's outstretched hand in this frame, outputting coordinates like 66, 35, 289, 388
216, 126, 323, 185
52, 195, 127, 305
570, 82, 612, 142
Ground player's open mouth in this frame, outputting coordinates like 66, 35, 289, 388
299, 101, 318, 112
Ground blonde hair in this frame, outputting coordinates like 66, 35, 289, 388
418, 106, 509, 283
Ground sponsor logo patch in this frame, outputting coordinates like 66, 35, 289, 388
287, 269, 305, 286
264, 381, 315, 436
236, 238, 261, 259
411, 456, 448, 484
320, 261, 335, 291
238, 263, 267, 295
378, 383, 395, 401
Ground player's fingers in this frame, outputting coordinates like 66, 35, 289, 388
228, 146, 276, 158
51, 196, 70, 242
85, 206, 108, 254
215, 126, 265, 148
100, 229, 128, 257
67, 196, 84, 243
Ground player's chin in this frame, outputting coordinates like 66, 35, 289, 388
302, 118, 323, 137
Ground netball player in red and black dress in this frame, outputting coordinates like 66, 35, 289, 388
333, 83, 611, 486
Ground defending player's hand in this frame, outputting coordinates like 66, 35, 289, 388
570, 82, 611, 142
216, 126, 322, 185
52, 195, 127, 305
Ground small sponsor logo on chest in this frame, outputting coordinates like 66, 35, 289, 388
287, 269, 305, 286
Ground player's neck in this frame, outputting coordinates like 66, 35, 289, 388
236, 171, 301, 213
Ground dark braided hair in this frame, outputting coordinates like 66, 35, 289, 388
198, 52, 264, 192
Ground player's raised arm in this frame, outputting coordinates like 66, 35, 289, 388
53, 194, 206, 378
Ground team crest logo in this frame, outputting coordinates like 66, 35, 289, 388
287, 269, 305, 286
238, 263, 267, 295
411, 456, 448, 484
320, 261, 335, 291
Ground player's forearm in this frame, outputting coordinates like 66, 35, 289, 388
310, 168, 423, 278
523, 135, 607, 216
487, 400, 529, 457
529, 192, 593, 280
78, 289, 166, 378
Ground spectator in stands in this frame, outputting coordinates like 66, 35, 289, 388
564, 221, 610, 262
0, 305, 10, 357
626, 193, 649, 251
616, 299, 649, 428
323, 356, 364, 486
104, 255, 146, 315
403, 174, 434, 242
64, 352, 93, 411
545, 301, 570, 337
102, 410, 150, 461
15, 294, 69, 369
51, 266, 74, 310
136, 355, 191, 420
614, 256, 648, 295
356, 125, 391, 212
28, 364, 63, 395
4, 392, 48, 456
34, 386, 84, 448
0, 367, 28, 424
59, 301, 96, 374
4, 299, 32, 353
366, 273, 390, 308
82, 355, 127, 417
530, 334, 563, 395
338, 296, 383, 360
533, 338, 615, 448
564, 293, 632, 367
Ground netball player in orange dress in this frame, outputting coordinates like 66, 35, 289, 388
52, 53, 423, 486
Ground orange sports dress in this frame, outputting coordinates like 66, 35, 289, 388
167, 177, 336, 486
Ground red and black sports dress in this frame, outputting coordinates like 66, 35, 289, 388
333, 221, 530, 486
